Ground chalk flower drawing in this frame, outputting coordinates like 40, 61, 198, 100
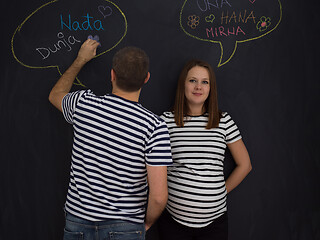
256, 16, 272, 32
187, 15, 200, 29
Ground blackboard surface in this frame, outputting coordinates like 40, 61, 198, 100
1, 0, 319, 239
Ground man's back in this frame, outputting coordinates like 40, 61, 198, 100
62, 90, 172, 224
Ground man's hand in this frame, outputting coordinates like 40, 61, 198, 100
49, 39, 100, 111
77, 39, 100, 63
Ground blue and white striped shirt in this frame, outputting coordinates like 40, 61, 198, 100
62, 90, 172, 223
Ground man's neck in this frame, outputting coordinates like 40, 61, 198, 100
112, 88, 141, 102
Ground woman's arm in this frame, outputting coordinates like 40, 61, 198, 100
225, 139, 252, 193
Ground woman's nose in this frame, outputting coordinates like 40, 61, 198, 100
195, 83, 201, 89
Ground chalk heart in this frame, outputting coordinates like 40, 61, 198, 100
249, 0, 256, 3
205, 14, 215, 23
98, 5, 112, 18
88, 35, 99, 42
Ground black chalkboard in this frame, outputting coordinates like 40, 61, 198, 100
1, 0, 319, 239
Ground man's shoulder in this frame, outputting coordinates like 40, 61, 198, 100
137, 105, 165, 126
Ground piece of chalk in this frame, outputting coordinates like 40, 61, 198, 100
87, 35, 101, 47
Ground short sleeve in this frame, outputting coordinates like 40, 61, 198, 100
224, 112, 242, 144
160, 111, 172, 123
62, 90, 86, 124
160, 113, 166, 122
145, 120, 172, 166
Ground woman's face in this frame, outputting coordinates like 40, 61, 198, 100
184, 66, 210, 109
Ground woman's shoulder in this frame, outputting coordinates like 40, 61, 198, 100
220, 111, 228, 117
219, 111, 233, 122
161, 111, 174, 118
160, 111, 175, 122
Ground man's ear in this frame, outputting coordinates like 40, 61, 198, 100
111, 69, 116, 82
144, 72, 150, 84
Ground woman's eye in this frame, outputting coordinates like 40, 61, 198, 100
202, 80, 209, 84
189, 79, 196, 83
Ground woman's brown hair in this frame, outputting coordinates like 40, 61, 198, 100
173, 59, 221, 129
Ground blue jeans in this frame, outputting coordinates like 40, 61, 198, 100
64, 212, 145, 240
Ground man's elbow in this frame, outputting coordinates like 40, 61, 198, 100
48, 91, 63, 112
151, 190, 168, 207
247, 161, 252, 174
157, 191, 168, 206
48, 91, 54, 105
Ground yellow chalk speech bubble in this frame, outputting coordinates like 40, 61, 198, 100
11, 0, 127, 86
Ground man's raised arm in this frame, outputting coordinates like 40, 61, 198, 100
49, 39, 100, 111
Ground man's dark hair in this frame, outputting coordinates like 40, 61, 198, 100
112, 46, 149, 92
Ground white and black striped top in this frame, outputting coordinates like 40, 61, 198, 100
62, 90, 172, 223
161, 111, 241, 228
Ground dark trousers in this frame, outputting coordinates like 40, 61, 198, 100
157, 209, 228, 240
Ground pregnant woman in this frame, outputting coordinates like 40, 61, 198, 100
158, 59, 252, 240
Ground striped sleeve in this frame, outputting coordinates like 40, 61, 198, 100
224, 112, 242, 144
145, 120, 172, 166
62, 90, 86, 124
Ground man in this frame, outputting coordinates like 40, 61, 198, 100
49, 39, 172, 239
